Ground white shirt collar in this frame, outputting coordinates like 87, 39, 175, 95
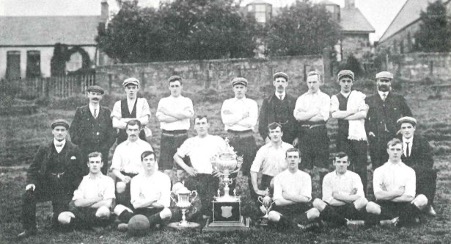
403, 136, 414, 143
378, 91, 389, 99
275, 91, 286, 100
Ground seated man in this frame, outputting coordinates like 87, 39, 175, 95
58, 152, 115, 228
267, 148, 320, 230
18, 119, 84, 238
397, 116, 437, 216
313, 152, 368, 227
250, 122, 293, 203
111, 120, 153, 208
113, 151, 172, 230
173, 115, 227, 217
366, 139, 428, 226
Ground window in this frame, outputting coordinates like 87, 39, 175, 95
26, 50, 41, 78
254, 4, 267, 23
6, 51, 21, 80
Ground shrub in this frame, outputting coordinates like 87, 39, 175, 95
0, 79, 20, 107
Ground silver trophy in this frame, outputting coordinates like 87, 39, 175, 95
257, 194, 274, 226
168, 187, 199, 228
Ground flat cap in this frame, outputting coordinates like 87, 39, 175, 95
86, 85, 104, 94
168, 75, 182, 83
397, 116, 417, 127
122, 77, 140, 87
231, 77, 248, 87
273, 72, 289, 81
51, 119, 70, 129
337, 70, 354, 82
376, 71, 394, 80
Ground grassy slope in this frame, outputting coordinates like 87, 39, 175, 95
1, 83, 450, 243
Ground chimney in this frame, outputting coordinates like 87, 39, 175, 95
101, 0, 109, 23
345, 0, 355, 9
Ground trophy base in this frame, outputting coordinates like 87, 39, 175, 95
203, 216, 250, 232
167, 221, 201, 230
255, 217, 269, 227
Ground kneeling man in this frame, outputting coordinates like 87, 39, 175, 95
313, 152, 368, 226
114, 151, 172, 230
59, 152, 115, 228
366, 139, 428, 226
267, 148, 320, 230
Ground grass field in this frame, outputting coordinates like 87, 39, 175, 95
1, 81, 450, 243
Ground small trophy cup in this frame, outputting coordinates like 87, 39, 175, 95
257, 192, 274, 226
168, 187, 199, 229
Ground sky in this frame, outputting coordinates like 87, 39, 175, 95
0, 0, 408, 42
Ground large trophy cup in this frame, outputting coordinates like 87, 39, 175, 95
257, 193, 274, 226
168, 186, 200, 229
204, 138, 250, 232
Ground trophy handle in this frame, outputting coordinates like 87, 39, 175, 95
190, 190, 198, 201
258, 196, 264, 204
170, 192, 178, 204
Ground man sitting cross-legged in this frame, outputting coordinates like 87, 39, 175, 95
366, 138, 428, 226
58, 152, 115, 229
312, 152, 368, 227
113, 151, 172, 231
267, 148, 320, 230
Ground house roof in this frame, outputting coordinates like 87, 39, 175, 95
379, 0, 443, 42
0, 16, 101, 46
340, 7, 375, 33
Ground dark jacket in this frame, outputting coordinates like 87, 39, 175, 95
27, 140, 84, 192
258, 93, 298, 144
398, 135, 434, 170
365, 92, 412, 139
69, 105, 116, 153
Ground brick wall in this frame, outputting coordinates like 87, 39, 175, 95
388, 52, 451, 81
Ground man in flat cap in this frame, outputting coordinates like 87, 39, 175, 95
70, 85, 116, 175
18, 120, 84, 238
221, 77, 258, 177
156, 75, 194, 181
258, 72, 298, 144
111, 77, 152, 145
330, 70, 369, 193
294, 71, 330, 173
365, 71, 412, 169
397, 116, 437, 216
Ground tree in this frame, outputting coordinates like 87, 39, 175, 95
265, 1, 341, 57
414, 0, 451, 52
96, 0, 259, 63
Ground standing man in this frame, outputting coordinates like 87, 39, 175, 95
111, 120, 153, 208
267, 148, 320, 230
366, 139, 428, 226
312, 152, 368, 227
113, 151, 172, 231
294, 71, 330, 172
397, 116, 437, 216
111, 77, 152, 144
365, 71, 412, 169
70, 85, 116, 175
156, 75, 194, 179
58, 152, 115, 229
258, 72, 298, 144
221, 77, 258, 176
330, 70, 369, 193
173, 115, 227, 217
18, 119, 84, 238
250, 122, 293, 202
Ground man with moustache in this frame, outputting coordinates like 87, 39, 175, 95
18, 120, 84, 238
156, 75, 194, 180
365, 71, 412, 169
111, 78, 151, 144
221, 77, 258, 177
111, 120, 153, 208
397, 116, 437, 216
70, 85, 116, 174
366, 139, 428, 226
258, 72, 298, 144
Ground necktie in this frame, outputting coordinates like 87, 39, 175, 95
382, 93, 387, 101
55, 143, 63, 148
405, 142, 410, 157
279, 95, 283, 100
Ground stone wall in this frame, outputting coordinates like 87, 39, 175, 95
96, 55, 324, 94
387, 52, 451, 81
341, 33, 372, 60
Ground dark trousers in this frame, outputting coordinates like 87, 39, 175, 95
368, 132, 392, 169
249, 174, 273, 208
118, 207, 164, 227
366, 201, 422, 226
115, 172, 138, 209
271, 202, 312, 229
159, 131, 188, 170
320, 203, 365, 226
345, 140, 368, 194
21, 181, 72, 231
298, 126, 329, 170
68, 201, 111, 228
227, 132, 257, 176
184, 174, 219, 216
415, 168, 437, 205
